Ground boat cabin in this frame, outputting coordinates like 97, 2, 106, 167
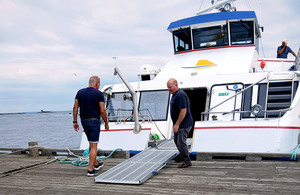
168, 11, 261, 54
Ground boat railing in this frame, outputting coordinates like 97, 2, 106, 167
107, 109, 152, 124
139, 109, 167, 140
204, 77, 267, 112
107, 108, 167, 139
201, 108, 292, 121
201, 76, 290, 120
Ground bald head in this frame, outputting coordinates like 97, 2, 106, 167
167, 78, 179, 94
89, 76, 100, 90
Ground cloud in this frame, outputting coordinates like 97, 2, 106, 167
35, 29, 64, 42
0, 0, 299, 113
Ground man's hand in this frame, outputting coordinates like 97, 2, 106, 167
173, 108, 186, 134
173, 124, 179, 134
105, 123, 109, 131
73, 123, 79, 132
100, 101, 109, 131
73, 99, 79, 132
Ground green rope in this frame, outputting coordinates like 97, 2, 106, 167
291, 144, 300, 161
59, 148, 123, 167
98, 148, 123, 159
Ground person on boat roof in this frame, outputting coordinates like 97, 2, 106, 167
277, 39, 296, 58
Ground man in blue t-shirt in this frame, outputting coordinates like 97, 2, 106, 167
277, 39, 296, 58
73, 76, 109, 176
167, 78, 193, 168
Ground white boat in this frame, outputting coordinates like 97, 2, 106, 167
80, 0, 300, 156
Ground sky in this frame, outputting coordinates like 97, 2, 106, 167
0, 0, 299, 113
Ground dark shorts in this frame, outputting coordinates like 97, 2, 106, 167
81, 120, 101, 143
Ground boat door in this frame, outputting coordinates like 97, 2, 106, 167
208, 83, 244, 121
183, 88, 207, 138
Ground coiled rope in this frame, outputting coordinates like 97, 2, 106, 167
59, 148, 123, 167
291, 144, 300, 161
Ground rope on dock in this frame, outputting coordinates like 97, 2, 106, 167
291, 144, 300, 161
59, 148, 123, 167
0, 157, 58, 178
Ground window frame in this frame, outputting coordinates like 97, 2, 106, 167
138, 89, 170, 121
192, 23, 229, 49
229, 20, 254, 46
106, 92, 134, 122
172, 28, 192, 53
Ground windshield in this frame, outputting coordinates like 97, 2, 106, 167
138, 90, 170, 121
192, 24, 229, 48
230, 21, 254, 45
107, 90, 170, 122
106, 92, 134, 122
173, 28, 192, 52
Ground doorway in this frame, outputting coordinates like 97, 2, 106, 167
183, 88, 207, 138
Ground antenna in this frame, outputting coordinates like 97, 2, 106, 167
197, 0, 237, 15
113, 56, 118, 66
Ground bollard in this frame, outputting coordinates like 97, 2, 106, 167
28, 142, 39, 157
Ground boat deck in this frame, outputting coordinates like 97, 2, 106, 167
0, 154, 299, 194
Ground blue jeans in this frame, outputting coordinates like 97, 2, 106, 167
174, 126, 192, 163
81, 120, 101, 143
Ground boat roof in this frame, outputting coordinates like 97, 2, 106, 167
167, 11, 257, 31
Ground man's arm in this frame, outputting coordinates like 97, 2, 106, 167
291, 50, 297, 57
278, 46, 286, 55
73, 99, 79, 132
173, 108, 187, 133
99, 101, 109, 130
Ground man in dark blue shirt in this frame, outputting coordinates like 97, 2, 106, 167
167, 78, 193, 168
73, 76, 109, 176
277, 39, 296, 58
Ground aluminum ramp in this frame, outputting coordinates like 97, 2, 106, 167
95, 139, 184, 184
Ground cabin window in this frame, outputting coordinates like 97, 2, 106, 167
230, 21, 254, 45
192, 24, 229, 49
173, 28, 192, 52
138, 90, 170, 121
106, 92, 134, 122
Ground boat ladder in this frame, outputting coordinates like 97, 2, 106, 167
94, 139, 184, 185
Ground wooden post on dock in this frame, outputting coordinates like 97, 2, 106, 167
28, 142, 39, 157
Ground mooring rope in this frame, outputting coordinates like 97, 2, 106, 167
59, 148, 123, 167
291, 144, 300, 161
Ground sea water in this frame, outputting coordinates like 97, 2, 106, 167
0, 111, 82, 149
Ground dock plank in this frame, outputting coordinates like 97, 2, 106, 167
0, 154, 299, 194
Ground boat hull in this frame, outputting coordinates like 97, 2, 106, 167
192, 121, 300, 153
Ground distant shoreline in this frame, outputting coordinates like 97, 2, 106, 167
0, 110, 72, 115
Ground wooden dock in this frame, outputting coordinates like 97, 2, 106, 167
0, 154, 299, 194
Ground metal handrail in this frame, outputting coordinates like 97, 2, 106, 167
206, 77, 267, 113
107, 112, 152, 124
201, 108, 292, 120
141, 109, 167, 140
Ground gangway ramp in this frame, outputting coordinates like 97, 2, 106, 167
94, 139, 179, 185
